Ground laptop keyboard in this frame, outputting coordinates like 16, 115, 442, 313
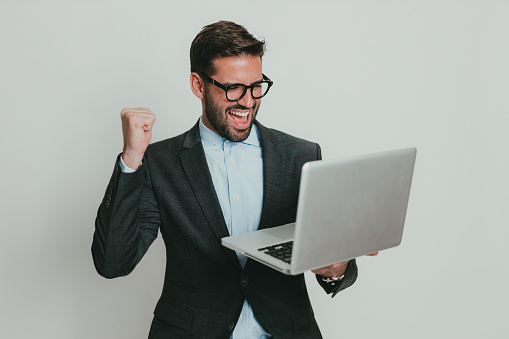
258, 241, 293, 264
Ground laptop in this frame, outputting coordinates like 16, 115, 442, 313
221, 147, 417, 275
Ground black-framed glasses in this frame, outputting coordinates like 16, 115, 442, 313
197, 72, 273, 102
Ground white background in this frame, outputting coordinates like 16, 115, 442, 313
1, 1, 508, 338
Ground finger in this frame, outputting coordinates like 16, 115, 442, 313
143, 122, 154, 131
366, 252, 379, 256
311, 268, 328, 275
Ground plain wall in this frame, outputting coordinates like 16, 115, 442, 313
1, 1, 508, 338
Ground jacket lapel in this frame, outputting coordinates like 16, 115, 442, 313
179, 121, 241, 270
255, 121, 284, 230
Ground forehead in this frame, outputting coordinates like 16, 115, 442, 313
211, 55, 262, 83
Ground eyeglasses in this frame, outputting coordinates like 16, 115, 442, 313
197, 72, 273, 102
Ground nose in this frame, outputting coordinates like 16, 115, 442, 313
237, 89, 255, 109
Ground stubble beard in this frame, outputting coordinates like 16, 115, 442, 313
203, 87, 260, 142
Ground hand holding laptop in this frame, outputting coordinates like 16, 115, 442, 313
222, 148, 416, 276
312, 252, 378, 277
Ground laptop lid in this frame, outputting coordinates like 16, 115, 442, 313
222, 147, 417, 275
290, 147, 416, 274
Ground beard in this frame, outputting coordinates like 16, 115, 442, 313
203, 86, 260, 142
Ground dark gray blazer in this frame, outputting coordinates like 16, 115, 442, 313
92, 120, 358, 339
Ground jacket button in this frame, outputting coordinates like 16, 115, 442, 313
241, 277, 249, 286
227, 322, 235, 331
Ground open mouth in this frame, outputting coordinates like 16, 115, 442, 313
228, 109, 251, 129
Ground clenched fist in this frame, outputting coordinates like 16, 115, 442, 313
121, 107, 156, 170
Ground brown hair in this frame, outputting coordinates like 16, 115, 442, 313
190, 21, 265, 76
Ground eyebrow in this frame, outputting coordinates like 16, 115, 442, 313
222, 77, 264, 86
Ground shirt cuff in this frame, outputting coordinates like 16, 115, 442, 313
118, 154, 140, 173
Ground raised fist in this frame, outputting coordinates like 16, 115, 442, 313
120, 107, 156, 170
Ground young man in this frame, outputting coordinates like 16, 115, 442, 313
92, 21, 358, 338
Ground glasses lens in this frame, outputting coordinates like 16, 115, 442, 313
252, 82, 270, 99
226, 85, 246, 101
226, 81, 271, 101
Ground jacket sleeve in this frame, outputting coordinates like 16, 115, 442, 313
313, 143, 359, 297
91, 154, 161, 279
315, 259, 358, 297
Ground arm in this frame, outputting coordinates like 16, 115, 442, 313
92, 108, 160, 278
92, 154, 161, 278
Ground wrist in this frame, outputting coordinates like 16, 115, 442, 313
122, 150, 143, 170
321, 273, 345, 284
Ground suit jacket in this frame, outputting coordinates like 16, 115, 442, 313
92, 120, 358, 339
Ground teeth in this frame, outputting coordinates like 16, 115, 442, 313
229, 110, 249, 117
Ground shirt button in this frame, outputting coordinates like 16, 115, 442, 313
234, 195, 239, 200
241, 277, 249, 286
230, 158, 234, 163
227, 322, 235, 331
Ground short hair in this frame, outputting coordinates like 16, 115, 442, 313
190, 21, 265, 76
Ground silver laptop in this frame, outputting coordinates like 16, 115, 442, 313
221, 147, 417, 275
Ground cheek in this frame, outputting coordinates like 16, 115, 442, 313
212, 100, 228, 115
253, 101, 260, 112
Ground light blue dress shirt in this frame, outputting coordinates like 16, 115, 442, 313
198, 118, 270, 339
119, 118, 271, 338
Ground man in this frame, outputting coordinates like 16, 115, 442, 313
92, 21, 361, 338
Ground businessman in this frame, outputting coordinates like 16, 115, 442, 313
93, 21, 364, 338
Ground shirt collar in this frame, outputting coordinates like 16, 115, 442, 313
199, 117, 260, 148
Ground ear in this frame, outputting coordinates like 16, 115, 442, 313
190, 72, 205, 100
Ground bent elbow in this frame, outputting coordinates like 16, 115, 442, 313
93, 259, 132, 279
92, 247, 137, 279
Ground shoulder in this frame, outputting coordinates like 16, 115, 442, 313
145, 132, 186, 158
145, 121, 200, 158
256, 120, 317, 145
268, 127, 316, 147
256, 121, 321, 158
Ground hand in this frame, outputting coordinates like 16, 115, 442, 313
312, 252, 379, 277
312, 261, 349, 278
120, 107, 156, 170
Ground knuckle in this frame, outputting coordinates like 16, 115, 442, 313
127, 114, 139, 125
